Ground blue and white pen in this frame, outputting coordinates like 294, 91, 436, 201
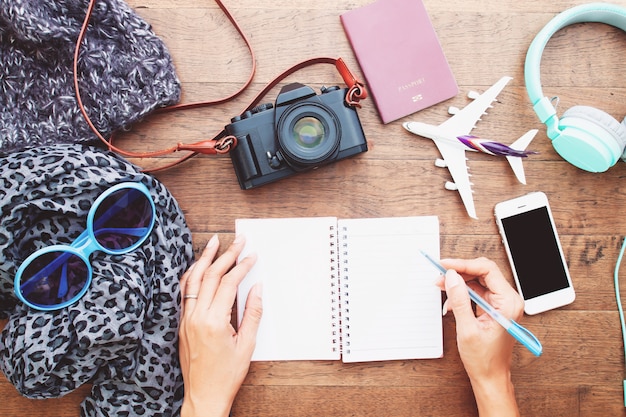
420, 250, 543, 357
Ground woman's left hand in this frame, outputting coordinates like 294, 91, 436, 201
179, 234, 262, 417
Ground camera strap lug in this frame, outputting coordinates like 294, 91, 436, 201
176, 135, 238, 155
334, 58, 368, 107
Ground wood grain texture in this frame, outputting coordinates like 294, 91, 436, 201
3, 0, 626, 416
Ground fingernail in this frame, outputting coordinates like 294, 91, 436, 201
251, 281, 263, 298
441, 299, 449, 316
206, 234, 219, 249
233, 234, 245, 245
445, 270, 461, 289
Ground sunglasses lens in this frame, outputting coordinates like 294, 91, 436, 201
93, 188, 154, 250
19, 250, 89, 307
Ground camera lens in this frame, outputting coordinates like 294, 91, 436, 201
277, 102, 340, 169
292, 117, 325, 148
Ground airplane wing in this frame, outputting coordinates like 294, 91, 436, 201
438, 76, 513, 135
431, 140, 477, 219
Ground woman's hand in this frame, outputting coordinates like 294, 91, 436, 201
179, 234, 262, 417
438, 257, 523, 417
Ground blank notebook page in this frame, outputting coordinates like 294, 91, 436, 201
236, 217, 339, 361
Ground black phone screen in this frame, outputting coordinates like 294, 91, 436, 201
501, 206, 570, 300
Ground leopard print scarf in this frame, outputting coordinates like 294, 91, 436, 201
0, 144, 193, 416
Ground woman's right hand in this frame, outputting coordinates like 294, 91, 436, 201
438, 257, 523, 417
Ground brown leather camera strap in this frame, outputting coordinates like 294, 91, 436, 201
74, 0, 366, 172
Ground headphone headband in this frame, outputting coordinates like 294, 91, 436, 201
525, 3, 626, 124
524, 3, 626, 173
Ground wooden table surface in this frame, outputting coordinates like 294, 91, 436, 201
3, 0, 626, 415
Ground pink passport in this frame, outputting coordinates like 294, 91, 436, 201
341, 0, 458, 124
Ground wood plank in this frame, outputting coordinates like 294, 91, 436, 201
230, 385, 584, 417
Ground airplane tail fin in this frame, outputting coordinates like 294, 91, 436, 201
509, 129, 538, 152
506, 129, 538, 184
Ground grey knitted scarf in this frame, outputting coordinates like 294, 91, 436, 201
0, 0, 181, 154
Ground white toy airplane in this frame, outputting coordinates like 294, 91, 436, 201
403, 76, 538, 219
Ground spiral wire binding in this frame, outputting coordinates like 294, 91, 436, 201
330, 225, 340, 353
340, 225, 351, 356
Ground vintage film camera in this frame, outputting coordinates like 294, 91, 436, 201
226, 83, 368, 189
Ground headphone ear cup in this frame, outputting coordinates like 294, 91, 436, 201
552, 105, 626, 172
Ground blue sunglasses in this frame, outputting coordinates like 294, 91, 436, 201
14, 182, 156, 311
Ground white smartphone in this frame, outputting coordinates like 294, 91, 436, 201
494, 191, 575, 315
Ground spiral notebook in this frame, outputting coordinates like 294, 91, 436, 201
236, 216, 442, 363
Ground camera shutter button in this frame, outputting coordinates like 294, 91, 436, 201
320, 86, 340, 94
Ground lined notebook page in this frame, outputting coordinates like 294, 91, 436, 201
236, 217, 340, 361
338, 216, 442, 362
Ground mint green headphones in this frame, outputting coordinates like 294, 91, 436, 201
525, 3, 626, 172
